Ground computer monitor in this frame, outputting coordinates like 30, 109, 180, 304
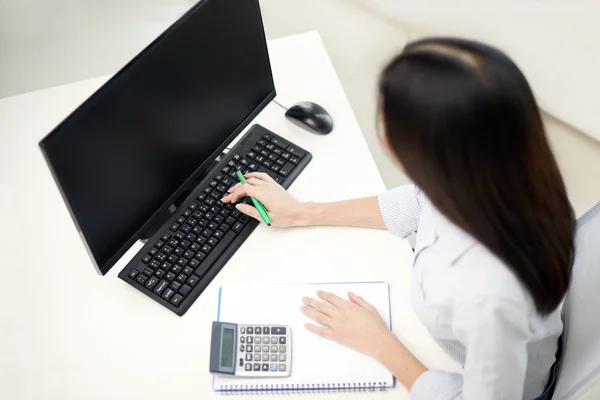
39, 0, 275, 275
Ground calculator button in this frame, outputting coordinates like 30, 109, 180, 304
255, 346, 261, 353
279, 337, 286, 344
253, 363, 260, 371
241, 327, 246, 334
255, 337, 262, 344
270, 363, 278, 371
240, 345, 245, 352
279, 345, 286, 353
262, 354, 269, 362
247, 336, 253, 344
279, 354, 286, 362
263, 327, 270, 334
271, 336, 277, 343
255, 327, 262, 335
262, 364, 269, 372
263, 337, 270, 344
279, 364, 286, 372
263, 345, 269, 353
245, 363, 252, 371
271, 345, 278, 353
272, 327, 286, 335
247, 344, 253, 352
271, 354, 277, 362
247, 327, 254, 334
239, 358, 244, 367
245, 353, 252, 361
254, 354, 261, 361
240, 336, 245, 343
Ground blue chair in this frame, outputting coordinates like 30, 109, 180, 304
553, 202, 600, 399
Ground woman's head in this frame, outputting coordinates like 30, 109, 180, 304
379, 37, 575, 315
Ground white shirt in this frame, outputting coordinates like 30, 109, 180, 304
378, 185, 563, 400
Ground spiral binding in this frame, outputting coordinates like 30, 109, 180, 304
218, 381, 389, 395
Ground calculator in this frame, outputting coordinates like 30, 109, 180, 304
209, 321, 291, 377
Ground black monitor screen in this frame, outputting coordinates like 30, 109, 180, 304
40, 0, 275, 274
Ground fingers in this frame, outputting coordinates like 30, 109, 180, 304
221, 184, 258, 203
316, 290, 348, 309
244, 172, 275, 183
348, 291, 374, 309
302, 296, 337, 317
235, 203, 261, 222
304, 323, 334, 338
300, 305, 331, 327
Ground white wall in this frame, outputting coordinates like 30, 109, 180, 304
355, 0, 600, 142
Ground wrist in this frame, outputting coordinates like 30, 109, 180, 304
295, 202, 321, 227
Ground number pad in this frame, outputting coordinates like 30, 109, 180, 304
237, 325, 290, 375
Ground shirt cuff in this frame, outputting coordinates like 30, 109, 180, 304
411, 370, 464, 400
377, 185, 421, 238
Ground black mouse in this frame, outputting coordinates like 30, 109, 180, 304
285, 102, 333, 134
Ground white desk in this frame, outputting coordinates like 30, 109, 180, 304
0, 31, 458, 399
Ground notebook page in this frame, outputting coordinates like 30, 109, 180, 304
213, 282, 394, 391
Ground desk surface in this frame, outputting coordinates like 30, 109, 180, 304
0, 31, 457, 399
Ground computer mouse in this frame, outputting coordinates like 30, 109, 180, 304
285, 102, 333, 134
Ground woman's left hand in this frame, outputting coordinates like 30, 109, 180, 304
301, 290, 393, 359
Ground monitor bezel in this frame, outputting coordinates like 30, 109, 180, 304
38, 0, 275, 275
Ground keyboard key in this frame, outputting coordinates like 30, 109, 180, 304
176, 216, 186, 224
265, 143, 275, 151
207, 237, 218, 247
136, 274, 148, 285
170, 223, 180, 232
143, 267, 154, 276
185, 233, 196, 242
260, 149, 269, 157
289, 156, 300, 164
171, 265, 182, 275
255, 155, 265, 163
179, 284, 191, 296
154, 280, 168, 295
195, 251, 206, 262
128, 269, 139, 279
161, 233, 171, 242
279, 162, 294, 177
263, 160, 272, 168
150, 259, 161, 269
187, 275, 200, 287
286, 145, 305, 158
232, 222, 244, 233
176, 258, 188, 267
232, 154, 241, 161
142, 255, 151, 264
215, 173, 224, 181
175, 232, 185, 240
148, 247, 159, 256
171, 294, 184, 306
183, 250, 194, 259
155, 253, 167, 263
161, 262, 172, 271
168, 239, 179, 247
271, 137, 283, 145
270, 164, 280, 173
182, 209, 192, 218
189, 203, 198, 210
165, 272, 176, 282
240, 158, 249, 166
197, 193, 206, 201
180, 240, 190, 249
204, 212, 214, 220
268, 153, 277, 161
174, 247, 184, 256
162, 247, 173, 256
163, 288, 175, 300
145, 276, 158, 290
202, 229, 213, 238
176, 274, 187, 283
189, 258, 200, 268
273, 147, 283, 155
275, 158, 285, 166
226, 216, 236, 226
154, 269, 166, 278
201, 244, 212, 254
247, 151, 256, 159
183, 266, 194, 275
171, 281, 181, 291
262, 133, 272, 140
180, 225, 191, 234
258, 139, 267, 146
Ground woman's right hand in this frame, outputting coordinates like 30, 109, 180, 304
221, 172, 308, 227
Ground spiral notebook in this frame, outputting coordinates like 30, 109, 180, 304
213, 281, 394, 394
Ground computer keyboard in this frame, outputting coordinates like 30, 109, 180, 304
118, 124, 312, 315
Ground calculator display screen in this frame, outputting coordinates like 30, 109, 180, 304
221, 328, 235, 368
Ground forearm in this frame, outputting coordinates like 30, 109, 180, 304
297, 196, 386, 229
375, 332, 428, 391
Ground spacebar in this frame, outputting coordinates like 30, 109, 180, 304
194, 231, 236, 279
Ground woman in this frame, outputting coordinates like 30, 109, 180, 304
222, 38, 574, 400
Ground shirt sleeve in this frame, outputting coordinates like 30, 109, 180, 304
377, 185, 422, 238
410, 297, 531, 400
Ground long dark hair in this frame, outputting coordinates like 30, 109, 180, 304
379, 37, 575, 315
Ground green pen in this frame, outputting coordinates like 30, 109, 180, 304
236, 170, 272, 226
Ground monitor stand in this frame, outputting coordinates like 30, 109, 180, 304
139, 153, 225, 243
